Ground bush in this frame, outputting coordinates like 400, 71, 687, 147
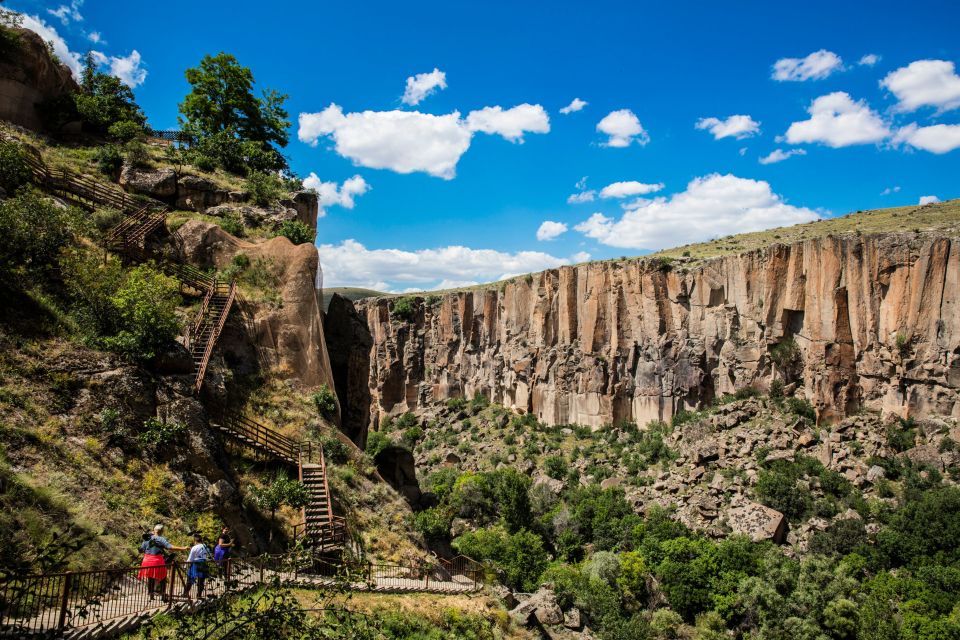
318, 435, 349, 465
808, 518, 868, 556
274, 220, 314, 245
94, 145, 123, 176
770, 336, 800, 369
311, 384, 337, 419
107, 120, 145, 142
0, 190, 82, 281
138, 417, 187, 447
886, 418, 917, 453
785, 397, 816, 421
391, 296, 416, 321
101, 264, 181, 361
123, 140, 150, 168
365, 431, 392, 459
544, 455, 567, 480
413, 507, 451, 542
769, 379, 784, 399
446, 397, 467, 412
453, 526, 548, 592
246, 171, 286, 206
754, 469, 812, 521
0, 142, 31, 193
402, 426, 424, 447
469, 391, 489, 413
92, 208, 124, 234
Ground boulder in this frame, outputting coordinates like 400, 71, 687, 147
280, 190, 319, 233
564, 607, 583, 629
866, 465, 886, 483
727, 501, 787, 543
509, 587, 563, 627
175, 175, 240, 211
119, 165, 178, 199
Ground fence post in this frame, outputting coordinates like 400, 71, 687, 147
57, 572, 73, 630
424, 567, 429, 591
259, 557, 265, 584
167, 565, 177, 607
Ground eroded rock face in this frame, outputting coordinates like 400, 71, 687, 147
324, 294, 372, 446
0, 28, 79, 131
175, 220, 335, 391
354, 233, 960, 430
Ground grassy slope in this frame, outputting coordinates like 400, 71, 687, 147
387, 198, 960, 298
321, 287, 387, 311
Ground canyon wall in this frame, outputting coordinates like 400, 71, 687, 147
338, 233, 960, 431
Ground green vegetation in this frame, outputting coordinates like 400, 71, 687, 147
0, 141, 31, 192
0, 189, 82, 282
179, 53, 289, 174
275, 220, 315, 245
390, 296, 416, 321
311, 384, 337, 419
247, 473, 310, 536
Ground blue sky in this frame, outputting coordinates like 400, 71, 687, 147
14, 0, 960, 291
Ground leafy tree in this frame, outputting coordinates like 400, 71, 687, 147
364, 431, 392, 459
101, 264, 181, 361
247, 473, 310, 541
0, 190, 82, 282
179, 53, 289, 174
311, 384, 337, 418
0, 141, 31, 192
75, 52, 147, 136
246, 171, 285, 206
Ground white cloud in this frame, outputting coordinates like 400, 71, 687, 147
599, 181, 664, 199
317, 239, 572, 291
103, 50, 146, 88
567, 190, 596, 204
880, 60, 960, 112
919, 195, 940, 205
298, 102, 548, 178
597, 109, 649, 147
880, 186, 901, 195
772, 49, 843, 81
573, 174, 820, 250
465, 104, 550, 142
302, 174, 370, 218
47, 0, 83, 25
758, 148, 807, 164
785, 92, 889, 147
401, 68, 447, 106
536, 220, 568, 241
298, 105, 472, 179
18, 13, 82, 77
571, 251, 591, 263
86, 31, 102, 44
559, 98, 588, 114
859, 54, 880, 67
695, 115, 761, 140
893, 123, 960, 154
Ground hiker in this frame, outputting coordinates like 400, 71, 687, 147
214, 526, 234, 568
183, 533, 209, 600
138, 524, 189, 600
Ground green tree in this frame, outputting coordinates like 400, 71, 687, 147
102, 264, 181, 361
247, 473, 311, 541
179, 53, 289, 174
0, 190, 82, 282
75, 51, 146, 136
275, 220, 315, 245
0, 141, 31, 193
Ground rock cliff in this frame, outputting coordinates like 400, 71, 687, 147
343, 232, 959, 432
0, 28, 78, 131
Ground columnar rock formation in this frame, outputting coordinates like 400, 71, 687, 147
341, 233, 959, 431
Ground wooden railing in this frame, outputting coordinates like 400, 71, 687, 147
216, 411, 300, 464
192, 281, 236, 394
145, 128, 195, 145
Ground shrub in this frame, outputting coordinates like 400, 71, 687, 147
469, 391, 489, 413
311, 384, 337, 419
886, 418, 916, 453
246, 171, 286, 206
94, 145, 124, 176
391, 296, 416, 321
0, 190, 82, 281
107, 120, 145, 142
365, 431, 392, 459
138, 417, 187, 447
769, 379, 784, 399
0, 142, 31, 193
402, 426, 424, 447
413, 507, 451, 542
808, 518, 867, 556
754, 469, 812, 521
453, 526, 548, 592
446, 397, 467, 412
274, 220, 314, 245
318, 435, 349, 465
785, 397, 816, 422
123, 140, 150, 167
101, 264, 181, 361
544, 455, 567, 480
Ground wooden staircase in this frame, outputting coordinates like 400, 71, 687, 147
185, 280, 236, 394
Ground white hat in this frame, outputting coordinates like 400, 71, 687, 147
153, 524, 164, 532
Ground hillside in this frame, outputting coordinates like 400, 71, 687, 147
321, 287, 386, 312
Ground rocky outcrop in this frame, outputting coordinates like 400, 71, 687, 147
175, 220, 334, 391
0, 28, 79, 131
324, 294, 372, 446
373, 445, 424, 507
349, 233, 960, 431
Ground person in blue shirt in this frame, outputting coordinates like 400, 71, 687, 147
183, 532, 210, 599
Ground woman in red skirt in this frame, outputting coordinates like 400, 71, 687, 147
138, 524, 189, 600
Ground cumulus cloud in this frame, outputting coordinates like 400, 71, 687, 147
785, 92, 889, 147
298, 105, 472, 179
881, 186, 901, 195
465, 104, 550, 142
536, 220, 568, 241
573, 174, 820, 250
599, 181, 664, 199
103, 50, 147, 88
772, 49, 844, 81
87, 31, 102, 43
893, 123, 960, 154
919, 195, 940, 205
47, 0, 83, 25
859, 54, 880, 67
559, 98, 588, 114
401, 68, 447, 106
302, 174, 370, 217
18, 13, 82, 76
317, 239, 573, 291
568, 191, 596, 204
880, 60, 960, 112
695, 115, 761, 140
759, 148, 807, 164
299, 102, 549, 178
597, 109, 649, 147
